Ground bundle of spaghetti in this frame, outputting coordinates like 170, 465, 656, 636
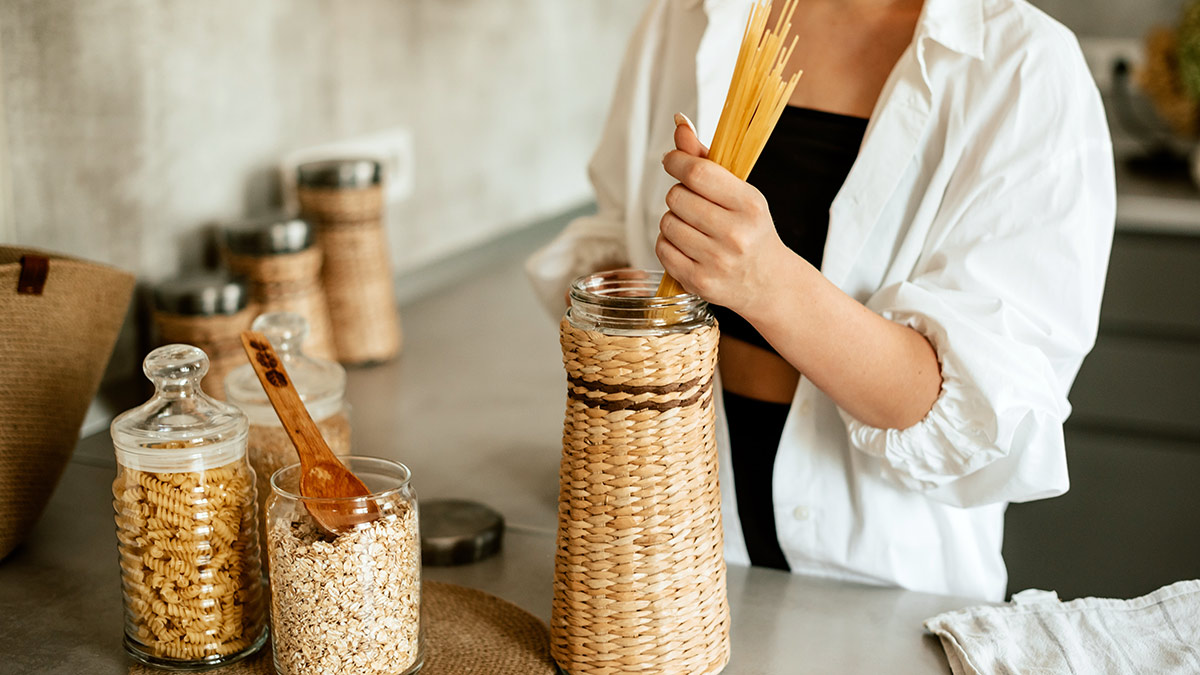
656, 0, 803, 298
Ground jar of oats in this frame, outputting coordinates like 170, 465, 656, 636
111, 345, 267, 669
266, 456, 424, 675
224, 311, 351, 569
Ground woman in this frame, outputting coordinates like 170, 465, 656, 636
527, 0, 1114, 601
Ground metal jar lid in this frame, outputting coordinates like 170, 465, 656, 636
420, 499, 505, 567
296, 158, 382, 189
223, 213, 315, 256
153, 273, 248, 316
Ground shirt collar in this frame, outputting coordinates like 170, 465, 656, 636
916, 0, 985, 60
691, 0, 985, 61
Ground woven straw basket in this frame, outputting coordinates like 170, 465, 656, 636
0, 247, 134, 560
553, 271, 731, 675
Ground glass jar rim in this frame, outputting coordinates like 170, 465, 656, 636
270, 455, 412, 504
568, 269, 698, 309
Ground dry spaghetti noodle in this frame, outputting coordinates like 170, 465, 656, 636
656, 0, 803, 298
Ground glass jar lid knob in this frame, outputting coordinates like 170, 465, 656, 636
144, 344, 209, 394
252, 312, 307, 353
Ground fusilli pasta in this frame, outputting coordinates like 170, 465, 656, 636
113, 460, 265, 662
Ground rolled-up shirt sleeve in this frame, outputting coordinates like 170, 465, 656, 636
840, 40, 1116, 508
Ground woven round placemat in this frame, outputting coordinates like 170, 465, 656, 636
128, 581, 554, 675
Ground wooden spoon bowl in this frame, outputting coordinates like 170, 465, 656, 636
240, 331, 379, 534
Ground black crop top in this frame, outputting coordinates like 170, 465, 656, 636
708, 106, 869, 352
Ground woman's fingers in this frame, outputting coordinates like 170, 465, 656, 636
662, 151, 746, 211
673, 113, 708, 158
655, 232, 700, 292
664, 183, 726, 237
659, 209, 716, 262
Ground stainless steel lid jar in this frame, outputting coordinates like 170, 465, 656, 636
151, 273, 252, 399
111, 345, 267, 669
222, 213, 337, 361
296, 158, 403, 365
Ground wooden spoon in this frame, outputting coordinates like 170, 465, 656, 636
239, 331, 378, 534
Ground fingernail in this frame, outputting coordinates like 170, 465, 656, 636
674, 112, 698, 136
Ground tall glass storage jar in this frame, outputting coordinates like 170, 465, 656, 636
111, 345, 267, 669
266, 456, 424, 675
224, 311, 351, 568
553, 269, 730, 675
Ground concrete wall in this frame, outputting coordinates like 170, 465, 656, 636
0, 0, 645, 279
1032, 0, 1185, 39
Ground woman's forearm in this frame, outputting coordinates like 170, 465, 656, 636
743, 250, 942, 430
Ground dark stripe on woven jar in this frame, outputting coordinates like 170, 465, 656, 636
566, 377, 713, 412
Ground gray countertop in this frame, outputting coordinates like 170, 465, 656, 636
1111, 129, 1200, 236
2, 236, 981, 674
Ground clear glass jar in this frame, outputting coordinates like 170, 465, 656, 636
567, 268, 713, 335
224, 311, 351, 570
266, 456, 424, 675
111, 345, 267, 669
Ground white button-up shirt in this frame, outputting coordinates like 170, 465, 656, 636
527, 0, 1115, 600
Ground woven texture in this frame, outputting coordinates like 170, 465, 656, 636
128, 581, 556, 675
0, 247, 134, 561
154, 308, 253, 400
298, 185, 402, 365
225, 247, 336, 361
554, 318, 730, 675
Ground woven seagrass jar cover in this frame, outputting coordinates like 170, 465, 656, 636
296, 158, 402, 365
222, 213, 337, 361
0, 247, 134, 560
554, 269, 731, 675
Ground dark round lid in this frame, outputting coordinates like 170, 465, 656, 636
296, 158, 382, 188
153, 273, 248, 316
420, 499, 505, 567
223, 212, 315, 255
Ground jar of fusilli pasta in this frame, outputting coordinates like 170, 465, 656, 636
111, 344, 267, 669
224, 311, 351, 572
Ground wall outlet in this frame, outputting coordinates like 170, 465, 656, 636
1079, 37, 1145, 94
280, 127, 415, 214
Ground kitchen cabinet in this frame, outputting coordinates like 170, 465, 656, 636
1004, 226, 1200, 598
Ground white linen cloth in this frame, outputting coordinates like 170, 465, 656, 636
925, 580, 1200, 674
526, 0, 1115, 600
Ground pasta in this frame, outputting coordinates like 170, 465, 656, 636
113, 460, 265, 662
656, 0, 803, 298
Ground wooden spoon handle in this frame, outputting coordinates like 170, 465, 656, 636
239, 331, 339, 469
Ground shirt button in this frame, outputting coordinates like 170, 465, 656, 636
792, 506, 811, 521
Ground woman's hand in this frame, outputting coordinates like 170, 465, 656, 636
656, 117, 794, 323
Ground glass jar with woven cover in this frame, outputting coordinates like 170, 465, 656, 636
151, 273, 253, 400
555, 269, 731, 675
222, 213, 337, 361
296, 158, 403, 365
111, 345, 267, 669
266, 456, 424, 675
224, 310, 351, 571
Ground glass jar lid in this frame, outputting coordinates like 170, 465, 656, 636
153, 273, 248, 316
224, 311, 346, 425
296, 158, 382, 189
223, 212, 315, 256
111, 344, 248, 472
